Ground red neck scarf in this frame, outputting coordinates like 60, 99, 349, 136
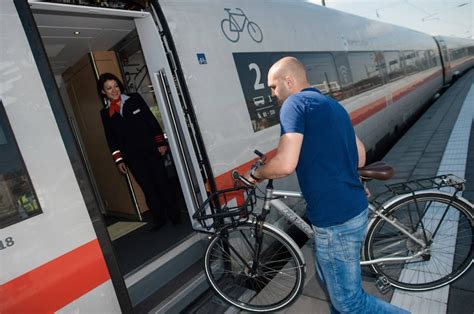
108, 96, 122, 117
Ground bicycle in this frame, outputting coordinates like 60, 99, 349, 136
193, 150, 473, 312
221, 8, 263, 43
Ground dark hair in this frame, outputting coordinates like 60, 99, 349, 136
97, 73, 125, 99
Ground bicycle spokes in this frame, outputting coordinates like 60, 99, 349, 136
366, 194, 473, 290
205, 223, 304, 311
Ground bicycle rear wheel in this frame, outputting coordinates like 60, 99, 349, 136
364, 192, 473, 291
204, 222, 305, 312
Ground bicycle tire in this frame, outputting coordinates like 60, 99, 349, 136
221, 19, 240, 42
364, 192, 473, 291
247, 21, 263, 43
204, 222, 305, 312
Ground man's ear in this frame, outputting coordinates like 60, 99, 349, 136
285, 75, 294, 89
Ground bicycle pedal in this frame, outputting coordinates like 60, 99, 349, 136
375, 276, 392, 294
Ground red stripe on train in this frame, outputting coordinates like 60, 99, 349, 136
0, 239, 110, 313
351, 70, 441, 126
350, 97, 387, 126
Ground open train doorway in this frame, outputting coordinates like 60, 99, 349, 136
29, 4, 196, 276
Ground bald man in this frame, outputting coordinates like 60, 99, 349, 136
250, 57, 408, 314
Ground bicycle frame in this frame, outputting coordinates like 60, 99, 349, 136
226, 8, 247, 32
262, 184, 449, 266
200, 162, 472, 308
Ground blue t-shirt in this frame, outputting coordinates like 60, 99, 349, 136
280, 88, 368, 227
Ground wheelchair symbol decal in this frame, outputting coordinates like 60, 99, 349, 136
221, 8, 263, 43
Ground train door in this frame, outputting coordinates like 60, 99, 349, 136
62, 50, 145, 219
5, 0, 211, 310
435, 38, 452, 84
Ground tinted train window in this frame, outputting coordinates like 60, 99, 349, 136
233, 52, 341, 132
417, 51, 429, 71
428, 50, 438, 67
402, 51, 418, 75
0, 101, 41, 229
296, 53, 341, 100
451, 48, 467, 60
233, 52, 281, 132
383, 51, 404, 81
347, 52, 382, 94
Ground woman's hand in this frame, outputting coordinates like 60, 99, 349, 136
158, 145, 169, 156
364, 183, 371, 198
117, 162, 128, 174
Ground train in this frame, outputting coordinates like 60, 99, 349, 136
1, 0, 473, 312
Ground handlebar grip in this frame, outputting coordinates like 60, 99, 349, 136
254, 149, 264, 157
231, 170, 240, 180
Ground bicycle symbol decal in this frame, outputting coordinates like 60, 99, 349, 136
221, 8, 263, 43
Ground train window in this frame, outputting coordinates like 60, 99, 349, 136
233, 52, 281, 132
402, 51, 418, 75
347, 52, 382, 94
296, 53, 341, 100
234, 51, 341, 132
0, 100, 42, 229
452, 48, 467, 60
417, 51, 429, 71
428, 50, 438, 67
383, 51, 404, 81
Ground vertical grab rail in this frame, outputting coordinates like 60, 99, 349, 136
155, 70, 200, 209
124, 170, 142, 221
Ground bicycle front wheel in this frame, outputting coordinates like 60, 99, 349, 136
365, 192, 473, 291
204, 222, 305, 312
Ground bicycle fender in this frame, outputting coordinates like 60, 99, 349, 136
377, 190, 473, 219
263, 222, 307, 269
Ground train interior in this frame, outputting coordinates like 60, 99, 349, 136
30, 7, 196, 278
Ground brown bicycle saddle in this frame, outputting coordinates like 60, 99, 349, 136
358, 161, 395, 181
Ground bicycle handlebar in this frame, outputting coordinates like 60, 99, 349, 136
254, 149, 266, 160
231, 149, 268, 188
232, 170, 255, 188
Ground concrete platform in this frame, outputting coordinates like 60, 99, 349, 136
282, 68, 474, 314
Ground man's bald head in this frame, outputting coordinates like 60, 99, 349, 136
269, 57, 308, 84
267, 57, 310, 106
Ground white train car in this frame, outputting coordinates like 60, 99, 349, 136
1, 0, 472, 312
435, 35, 474, 84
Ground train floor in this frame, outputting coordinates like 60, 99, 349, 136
104, 188, 194, 275
183, 68, 474, 314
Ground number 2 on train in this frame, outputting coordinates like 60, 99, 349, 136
249, 63, 265, 90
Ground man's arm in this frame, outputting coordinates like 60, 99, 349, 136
356, 135, 366, 168
252, 133, 303, 180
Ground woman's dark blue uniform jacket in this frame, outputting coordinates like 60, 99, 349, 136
100, 93, 166, 164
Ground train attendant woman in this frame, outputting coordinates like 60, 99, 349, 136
98, 73, 179, 231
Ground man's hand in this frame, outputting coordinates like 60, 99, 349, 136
117, 162, 128, 175
158, 145, 169, 156
244, 170, 259, 185
364, 184, 371, 199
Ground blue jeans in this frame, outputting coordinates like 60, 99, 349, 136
313, 208, 409, 314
